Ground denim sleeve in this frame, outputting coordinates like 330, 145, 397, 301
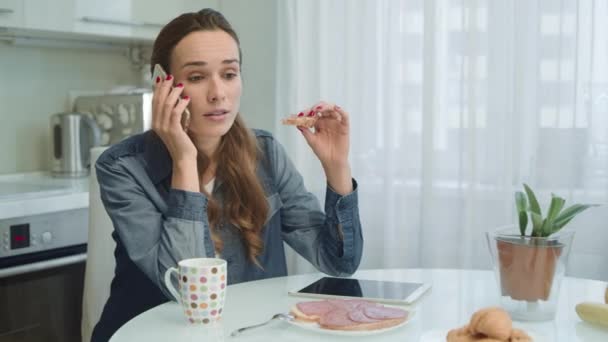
270, 138, 363, 276
95, 158, 211, 299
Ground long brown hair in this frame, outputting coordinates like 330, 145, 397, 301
151, 9, 269, 266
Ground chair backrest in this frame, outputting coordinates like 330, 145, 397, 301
81, 146, 115, 342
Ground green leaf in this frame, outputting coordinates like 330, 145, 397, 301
523, 184, 542, 217
553, 204, 599, 229
542, 195, 565, 236
544, 218, 555, 237
515, 191, 528, 235
554, 216, 574, 232
530, 212, 543, 237
518, 212, 528, 236
546, 195, 565, 221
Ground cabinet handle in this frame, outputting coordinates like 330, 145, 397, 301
0, 8, 15, 14
80, 16, 162, 28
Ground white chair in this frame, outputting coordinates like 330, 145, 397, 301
81, 146, 115, 342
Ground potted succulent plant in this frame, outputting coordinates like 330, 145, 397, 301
487, 184, 598, 320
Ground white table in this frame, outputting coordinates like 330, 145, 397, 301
110, 268, 608, 341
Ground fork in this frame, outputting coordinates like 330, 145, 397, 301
230, 313, 294, 337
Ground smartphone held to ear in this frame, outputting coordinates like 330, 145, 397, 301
152, 64, 191, 130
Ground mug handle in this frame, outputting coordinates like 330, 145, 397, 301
163, 267, 181, 303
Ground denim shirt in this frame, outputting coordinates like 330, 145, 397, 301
91, 129, 363, 342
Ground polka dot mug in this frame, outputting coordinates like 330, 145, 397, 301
164, 258, 227, 325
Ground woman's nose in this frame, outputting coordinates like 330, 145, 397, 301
207, 77, 226, 103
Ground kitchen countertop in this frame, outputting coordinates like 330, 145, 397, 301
0, 171, 89, 220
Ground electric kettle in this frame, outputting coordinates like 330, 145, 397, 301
50, 112, 102, 177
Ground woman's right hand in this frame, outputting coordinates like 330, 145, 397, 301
152, 75, 197, 164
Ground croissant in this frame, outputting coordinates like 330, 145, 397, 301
468, 307, 512, 340
446, 307, 532, 342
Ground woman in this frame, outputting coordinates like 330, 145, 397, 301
92, 8, 362, 341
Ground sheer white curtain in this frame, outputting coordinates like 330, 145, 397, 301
274, 0, 608, 280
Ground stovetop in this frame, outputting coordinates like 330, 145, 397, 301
0, 172, 89, 220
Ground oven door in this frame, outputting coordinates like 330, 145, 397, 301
0, 208, 88, 342
0, 257, 86, 341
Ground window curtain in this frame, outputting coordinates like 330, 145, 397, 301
274, 0, 608, 280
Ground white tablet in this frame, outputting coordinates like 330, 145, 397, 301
288, 277, 431, 305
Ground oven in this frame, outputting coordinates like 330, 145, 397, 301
0, 175, 89, 342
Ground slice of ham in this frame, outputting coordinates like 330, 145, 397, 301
292, 298, 409, 331
327, 299, 377, 310
296, 300, 336, 317
348, 308, 382, 323
319, 308, 357, 327
363, 306, 408, 320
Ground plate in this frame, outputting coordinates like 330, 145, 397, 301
285, 310, 413, 336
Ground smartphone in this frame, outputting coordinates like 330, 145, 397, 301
152, 63, 191, 130
288, 277, 431, 305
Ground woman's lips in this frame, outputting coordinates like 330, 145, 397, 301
203, 110, 229, 122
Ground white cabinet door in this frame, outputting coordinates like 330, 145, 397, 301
130, 0, 220, 40
129, 0, 182, 41
0, 0, 24, 28
130, 0, 220, 25
23, 0, 75, 33
72, 0, 219, 41
4, 0, 221, 42
73, 0, 137, 39
180, 0, 221, 14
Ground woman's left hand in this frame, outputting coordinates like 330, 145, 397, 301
297, 101, 353, 195
298, 101, 350, 168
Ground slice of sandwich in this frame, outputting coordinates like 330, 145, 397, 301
281, 115, 319, 128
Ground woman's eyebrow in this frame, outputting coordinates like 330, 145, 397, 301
181, 59, 239, 69
181, 61, 207, 69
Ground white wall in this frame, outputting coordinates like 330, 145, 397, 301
0, 44, 140, 174
219, 0, 278, 133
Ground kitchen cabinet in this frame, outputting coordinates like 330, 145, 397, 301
129, 0, 221, 40
73, 0, 220, 41
23, 0, 75, 33
0, 0, 24, 29
72, 0, 143, 40
1, 0, 220, 44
